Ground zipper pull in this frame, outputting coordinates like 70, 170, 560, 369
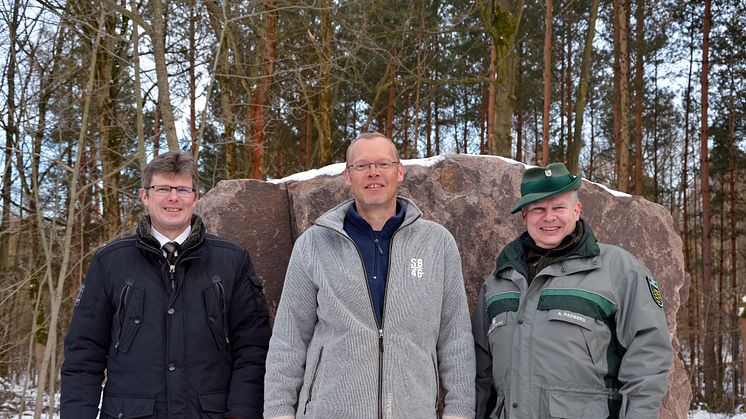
379, 329, 384, 353
169, 264, 175, 273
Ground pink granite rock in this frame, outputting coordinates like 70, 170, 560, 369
196, 154, 691, 417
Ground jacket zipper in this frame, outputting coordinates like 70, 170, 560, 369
319, 211, 415, 419
432, 355, 440, 413
346, 241, 386, 419
114, 279, 134, 355
329, 230, 389, 419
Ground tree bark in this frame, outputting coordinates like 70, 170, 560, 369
33, 8, 106, 418
189, 0, 197, 157
317, 0, 333, 165
613, 0, 631, 192
249, 0, 278, 179
130, 0, 146, 170
700, 0, 715, 403
150, 0, 179, 151
567, 0, 600, 173
633, 0, 645, 195
481, 0, 524, 157
0, 0, 20, 271
726, 77, 739, 404
541, 0, 552, 165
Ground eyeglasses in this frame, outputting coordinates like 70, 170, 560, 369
347, 161, 400, 172
146, 185, 196, 196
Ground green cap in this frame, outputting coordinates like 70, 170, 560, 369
511, 162, 582, 214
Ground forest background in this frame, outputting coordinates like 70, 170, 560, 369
0, 0, 744, 417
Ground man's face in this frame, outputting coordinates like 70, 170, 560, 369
522, 191, 581, 250
139, 172, 199, 239
344, 136, 404, 215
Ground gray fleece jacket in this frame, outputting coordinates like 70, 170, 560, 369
264, 198, 475, 419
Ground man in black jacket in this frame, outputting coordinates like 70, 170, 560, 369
61, 151, 270, 418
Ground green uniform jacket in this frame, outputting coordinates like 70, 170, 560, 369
473, 220, 672, 419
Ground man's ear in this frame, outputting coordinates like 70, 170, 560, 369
344, 169, 352, 187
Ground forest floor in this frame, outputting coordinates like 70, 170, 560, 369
1, 376, 744, 419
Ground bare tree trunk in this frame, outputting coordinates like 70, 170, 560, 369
150, 0, 179, 151
682, 13, 697, 392
487, 41, 496, 156
726, 77, 740, 406
385, 56, 397, 139
700, 0, 715, 403
249, 0, 278, 179
541, 0, 552, 165
130, 0, 146, 170
414, 5, 427, 158
317, 0, 333, 165
33, 8, 106, 418
204, 0, 239, 177
189, 0, 198, 157
0, 0, 20, 271
564, 13, 573, 161
633, 0, 644, 195
613, 0, 631, 192
567, 0, 600, 173
515, 42, 524, 162
481, 0, 524, 157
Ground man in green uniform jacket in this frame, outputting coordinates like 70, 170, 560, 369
473, 162, 672, 419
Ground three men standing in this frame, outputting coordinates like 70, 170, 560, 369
61, 151, 270, 418
263, 133, 476, 419
60, 145, 672, 419
473, 163, 672, 418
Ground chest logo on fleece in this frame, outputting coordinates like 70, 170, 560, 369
410, 258, 424, 278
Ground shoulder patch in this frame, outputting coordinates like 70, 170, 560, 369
646, 276, 663, 308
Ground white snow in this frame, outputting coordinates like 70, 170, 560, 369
267, 155, 446, 184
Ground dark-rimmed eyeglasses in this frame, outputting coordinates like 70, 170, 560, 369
347, 161, 400, 172
146, 185, 196, 196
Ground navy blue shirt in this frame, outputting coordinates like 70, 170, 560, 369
344, 199, 406, 326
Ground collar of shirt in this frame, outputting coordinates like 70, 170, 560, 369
346, 200, 405, 237
150, 226, 192, 256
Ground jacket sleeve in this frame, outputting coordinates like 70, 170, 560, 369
226, 249, 272, 419
472, 284, 495, 419
60, 255, 112, 419
437, 232, 476, 419
263, 234, 319, 418
615, 255, 673, 418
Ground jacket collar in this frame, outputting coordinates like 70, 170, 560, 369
494, 218, 600, 279
137, 214, 206, 257
315, 197, 421, 235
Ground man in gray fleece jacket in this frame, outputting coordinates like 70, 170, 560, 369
264, 133, 475, 419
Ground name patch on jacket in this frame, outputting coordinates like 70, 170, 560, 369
646, 276, 664, 308
548, 309, 592, 330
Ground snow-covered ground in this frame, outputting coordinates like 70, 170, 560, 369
0, 374, 742, 419
691, 411, 746, 418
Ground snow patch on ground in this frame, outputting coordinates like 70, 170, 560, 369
690, 408, 746, 418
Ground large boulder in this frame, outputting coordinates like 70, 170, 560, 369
196, 154, 691, 418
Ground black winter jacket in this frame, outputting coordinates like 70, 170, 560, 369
61, 215, 270, 419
